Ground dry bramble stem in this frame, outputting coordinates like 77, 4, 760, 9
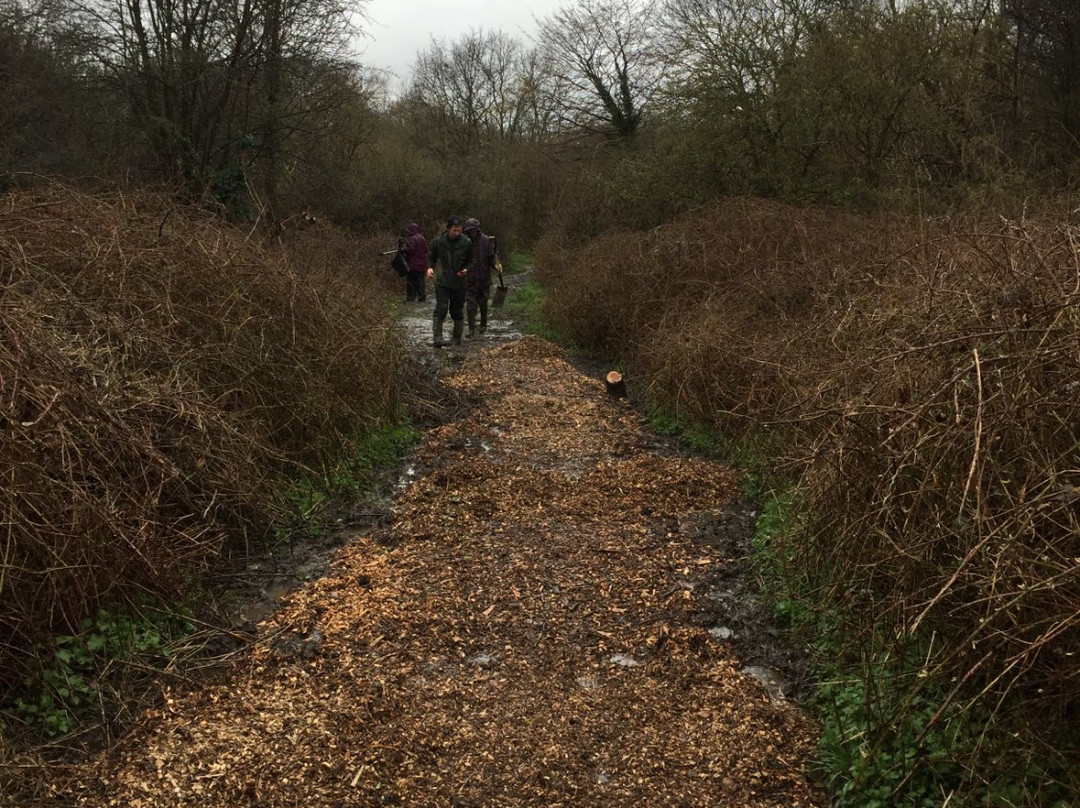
0, 182, 400, 693
537, 196, 1080, 779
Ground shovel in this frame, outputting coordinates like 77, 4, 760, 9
492, 273, 508, 308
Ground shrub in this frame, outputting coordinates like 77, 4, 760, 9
0, 181, 404, 692
538, 196, 1080, 799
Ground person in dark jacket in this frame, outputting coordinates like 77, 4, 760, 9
426, 214, 473, 347
403, 222, 428, 302
463, 217, 502, 338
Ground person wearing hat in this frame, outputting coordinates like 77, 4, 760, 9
402, 222, 428, 302
426, 214, 474, 347
463, 217, 502, 338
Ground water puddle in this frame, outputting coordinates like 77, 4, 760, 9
232, 579, 296, 625
609, 653, 642, 668
740, 664, 788, 701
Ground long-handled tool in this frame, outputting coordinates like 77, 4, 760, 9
492, 272, 508, 308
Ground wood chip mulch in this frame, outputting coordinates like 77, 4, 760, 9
54, 335, 822, 807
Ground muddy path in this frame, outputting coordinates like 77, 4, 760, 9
39, 285, 822, 807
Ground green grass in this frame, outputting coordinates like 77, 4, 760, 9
645, 408, 725, 456
501, 275, 570, 345
274, 417, 418, 540
502, 250, 532, 274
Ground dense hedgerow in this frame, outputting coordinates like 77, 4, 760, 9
0, 182, 404, 690
538, 197, 1080, 800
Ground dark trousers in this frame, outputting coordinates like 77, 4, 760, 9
466, 286, 490, 329
434, 285, 466, 321
406, 272, 426, 301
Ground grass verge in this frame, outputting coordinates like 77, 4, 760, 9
273, 417, 419, 540
501, 257, 573, 346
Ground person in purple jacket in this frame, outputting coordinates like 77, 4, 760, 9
463, 217, 502, 338
402, 222, 428, 302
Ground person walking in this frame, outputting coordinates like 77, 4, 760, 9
403, 222, 428, 302
426, 215, 473, 348
463, 217, 502, 338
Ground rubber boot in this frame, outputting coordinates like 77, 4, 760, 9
451, 319, 464, 346
432, 314, 446, 348
479, 300, 488, 334
466, 306, 477, 339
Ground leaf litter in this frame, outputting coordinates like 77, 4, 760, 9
52, 335, 821, 807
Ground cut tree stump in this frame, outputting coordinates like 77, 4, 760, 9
605, 370, 627, 398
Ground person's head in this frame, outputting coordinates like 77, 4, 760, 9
406, 222, 419, 235
446, 214, 462, 238
464, 217, 481, 237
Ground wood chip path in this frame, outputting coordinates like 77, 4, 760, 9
55, 336, 821, 807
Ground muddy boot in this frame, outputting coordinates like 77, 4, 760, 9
432, 314, 446, 349
479, 300, 488, 334
466, 308, 477, 339
451, 319, 464, 346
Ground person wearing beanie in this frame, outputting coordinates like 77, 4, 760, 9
463, 217, 502, 338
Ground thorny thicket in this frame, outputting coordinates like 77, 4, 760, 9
0, 182, 403, 695
538, 197, 1080, 796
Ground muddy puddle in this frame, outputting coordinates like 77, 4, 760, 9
397, 303, 525, 349
682, 498, 811, 701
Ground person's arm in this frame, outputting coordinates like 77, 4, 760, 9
457, 238, 473, 276
426, 237, 439, 279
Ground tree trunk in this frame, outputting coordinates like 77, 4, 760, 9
605, 370, 627, 398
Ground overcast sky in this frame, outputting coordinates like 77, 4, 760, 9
356, 0, 569, 89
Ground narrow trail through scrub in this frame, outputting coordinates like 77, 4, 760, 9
53, 336, 820, 807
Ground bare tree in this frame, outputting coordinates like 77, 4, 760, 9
1002, 0, 1080, 150
406, 29, 561, 155
79, 0, 366, 209
660, 0, 827, 179
0, 0, 114, 176
535, 0, 667, 141
514, 46, 567, 141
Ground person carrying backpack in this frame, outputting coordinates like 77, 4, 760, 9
402, 222, 427, 302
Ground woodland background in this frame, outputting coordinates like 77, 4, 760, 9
2, 0, 1079, 805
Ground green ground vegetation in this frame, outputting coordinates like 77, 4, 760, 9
6, 603, 195, 738
7, 0, 1080, 800
499, 261, 570, 346
274, 419, 419, 541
